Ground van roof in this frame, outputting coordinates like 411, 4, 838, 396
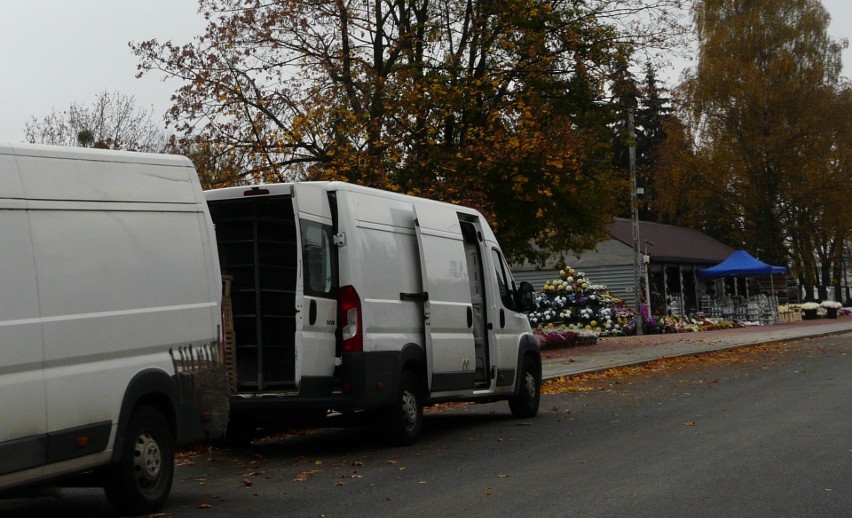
205, 181, 498, 243
0, 142, 193, 167
205, 181, 483, 214
1, 143, 201, 204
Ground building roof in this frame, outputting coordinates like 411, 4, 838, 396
607, 218, 735, 264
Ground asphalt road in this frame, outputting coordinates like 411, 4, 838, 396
3, 334, 850, 517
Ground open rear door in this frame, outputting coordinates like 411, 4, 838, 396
292, 183, 338, 388
412, 206, 476, 395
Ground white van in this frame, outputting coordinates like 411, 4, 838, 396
0, 143, 228, 514
205, 181, 540, 444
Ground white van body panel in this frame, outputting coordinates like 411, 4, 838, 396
0, 143, 227, 505
0, 199, 46, 485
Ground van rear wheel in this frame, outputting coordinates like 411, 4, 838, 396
104, 405, 174, 515
509, 356, 540, 418
383, 370, 423, 446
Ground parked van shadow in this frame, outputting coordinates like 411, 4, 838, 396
239, 407, 520, 459
0, 490, 115, 518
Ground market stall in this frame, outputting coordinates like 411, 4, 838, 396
697, 250, 787, 324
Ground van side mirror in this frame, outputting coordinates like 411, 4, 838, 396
517, 281, 535, 312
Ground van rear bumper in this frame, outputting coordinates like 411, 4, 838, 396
229, 350, 401, 418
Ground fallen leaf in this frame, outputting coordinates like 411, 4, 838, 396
242, 479, 253, 487
197, 503, 214, 509
684, 421, 696, 427
294, 469, 323, 482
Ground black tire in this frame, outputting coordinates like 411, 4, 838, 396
383, 370, 424, 446
104, 405, 174, 515
509, 355, 540, 418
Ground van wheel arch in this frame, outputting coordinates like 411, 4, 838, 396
513, 334, 542, 397
397, 342, 427, 392
112, 369, 179, 464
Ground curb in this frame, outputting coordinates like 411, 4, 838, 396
541, 325, 852, 381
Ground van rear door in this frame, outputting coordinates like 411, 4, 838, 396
208, 191, 300, 392
412, 206, 475, 395
292, 184, 338, 390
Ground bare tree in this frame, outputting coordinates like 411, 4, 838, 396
25, 90, 168, 152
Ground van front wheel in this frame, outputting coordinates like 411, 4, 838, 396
509, 356, 540, 418
383, 370, 423, 446
104, 405, 174, 515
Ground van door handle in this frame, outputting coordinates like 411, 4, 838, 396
400, 292, 429, 302
467, 306, 473, 328
309, 299, 317, 325
500, 309, 505, 329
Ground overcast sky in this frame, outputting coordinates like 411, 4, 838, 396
1, 1, 850, 143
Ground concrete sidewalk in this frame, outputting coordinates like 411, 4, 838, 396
541, 315, 852, 380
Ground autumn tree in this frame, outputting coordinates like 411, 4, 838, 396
25, 90, 168, 152
783, 84, 852, 300
133, 0, 687, 262
675, 0, 849, 297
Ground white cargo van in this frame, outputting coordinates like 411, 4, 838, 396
205, 181, 540, 444
0, 143, 228, 514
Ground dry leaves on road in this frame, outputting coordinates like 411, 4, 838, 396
543, 342, 791, 395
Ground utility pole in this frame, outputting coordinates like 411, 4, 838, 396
644, 240, 654, 317
629, 108, 643, 335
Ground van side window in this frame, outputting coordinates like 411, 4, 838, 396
490, 248, 516, 310
300, 220, 337, 297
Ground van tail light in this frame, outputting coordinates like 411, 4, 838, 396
338, 285, 363, 353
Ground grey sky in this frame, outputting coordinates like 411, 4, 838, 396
1, 1, 850, 143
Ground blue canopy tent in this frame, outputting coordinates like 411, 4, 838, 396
698, 250, 787, 323
697, 250, 787, 278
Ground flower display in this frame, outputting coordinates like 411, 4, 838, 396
526, 263, 744, 342
527, 265, 630, 337
800, 302, 820, 310
820, 300, 841, 309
